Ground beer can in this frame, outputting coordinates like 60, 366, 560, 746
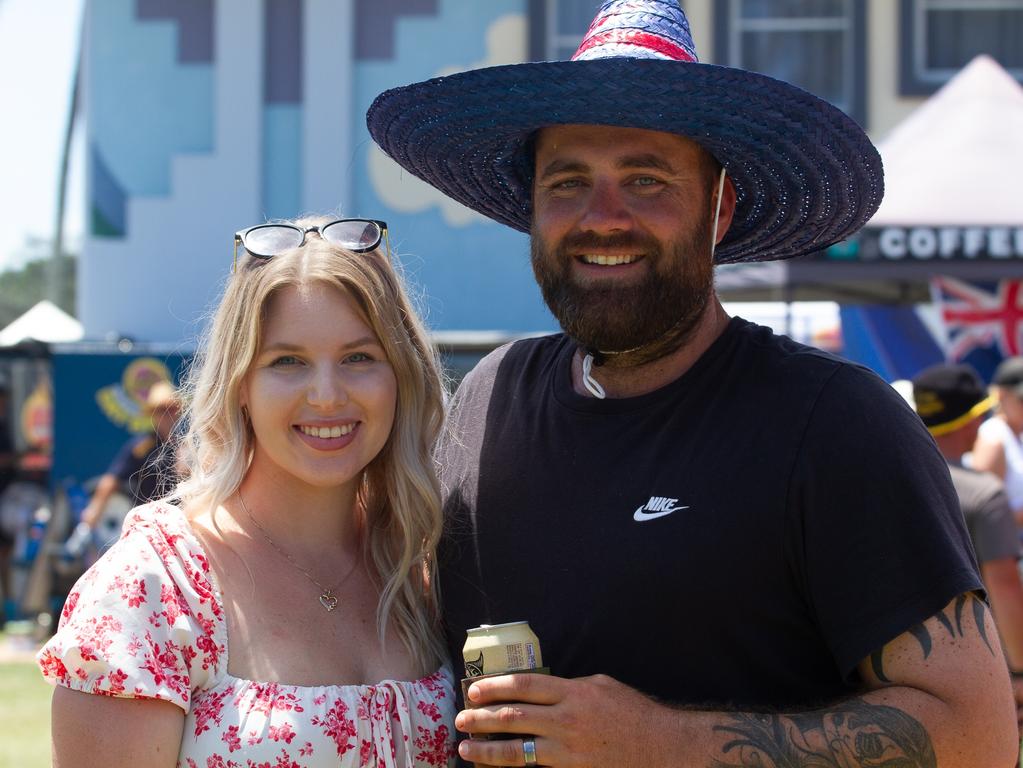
463, 621, 543, 678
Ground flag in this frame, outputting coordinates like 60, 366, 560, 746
931, 276, 1023, 379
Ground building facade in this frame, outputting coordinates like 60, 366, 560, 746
79, 0, 1023, 344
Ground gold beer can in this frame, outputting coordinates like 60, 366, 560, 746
463, 621, 543, 677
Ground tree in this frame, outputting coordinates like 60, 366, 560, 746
0, 246, 77, 329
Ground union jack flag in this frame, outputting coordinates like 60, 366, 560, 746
932, 277, 1023, 373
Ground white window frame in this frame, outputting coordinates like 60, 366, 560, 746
541, 0, 595, 61
904, 0, 1023, 92
720, 0, 864, 124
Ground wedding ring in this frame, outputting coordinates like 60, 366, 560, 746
522, 738, 538, 767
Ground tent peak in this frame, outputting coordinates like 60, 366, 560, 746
953, 54, 1023, 95
0, 300, 83, 346
871, 54, 1023, 227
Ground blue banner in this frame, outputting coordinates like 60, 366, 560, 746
51, 350, 190, 490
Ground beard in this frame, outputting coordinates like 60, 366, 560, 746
530, 220, 716, 365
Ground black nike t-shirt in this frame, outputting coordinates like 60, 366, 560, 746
437, 318, 980, 710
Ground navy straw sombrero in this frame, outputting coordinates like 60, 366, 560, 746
367, 0, 884, 265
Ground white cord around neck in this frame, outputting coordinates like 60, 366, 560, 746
581, 353, 606, 399
710, 167, 726, 260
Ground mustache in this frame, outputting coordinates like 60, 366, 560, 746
555, 231, 661, 254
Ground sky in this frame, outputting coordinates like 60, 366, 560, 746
0, 0, 85, 273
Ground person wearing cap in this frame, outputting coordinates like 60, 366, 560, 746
974, 356, 1023, 526
912, 363, 1023, 724
369, 1, 1016, 765
64, 379, 182, 555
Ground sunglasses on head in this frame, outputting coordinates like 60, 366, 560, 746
233, 218, 389, 269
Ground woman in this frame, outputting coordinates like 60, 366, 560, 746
38, 217, 456, 767
973, 356, 1023, 525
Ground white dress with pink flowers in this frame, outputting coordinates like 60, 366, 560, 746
37, 502, 457, 768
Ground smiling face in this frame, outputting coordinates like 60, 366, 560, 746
240, 281, 398, 495
531, 124, 731, 355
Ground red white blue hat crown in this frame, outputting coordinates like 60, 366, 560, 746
573, 0, 697, 62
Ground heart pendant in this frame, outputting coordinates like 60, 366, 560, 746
319, 593, 338, 612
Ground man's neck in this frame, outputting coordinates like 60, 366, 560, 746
934, 433, 969, 465
571, 299, 731, 399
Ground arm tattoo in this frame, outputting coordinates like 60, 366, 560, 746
710, 699, 936, 767
871, 593, 993, 682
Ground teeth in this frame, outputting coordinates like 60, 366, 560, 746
582, 254, 638, 266
300, 424, 355, 439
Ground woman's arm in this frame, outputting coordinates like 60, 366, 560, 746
52, 687, 185, 768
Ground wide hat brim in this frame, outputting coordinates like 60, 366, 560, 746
367, 58, 884, 264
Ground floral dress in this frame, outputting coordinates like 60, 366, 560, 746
37, 502, 457, 767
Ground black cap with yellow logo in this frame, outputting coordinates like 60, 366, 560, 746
911, 364, 995, 437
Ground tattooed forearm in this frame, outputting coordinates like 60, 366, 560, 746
871, 593, 993, 682
710, 699, 936, 767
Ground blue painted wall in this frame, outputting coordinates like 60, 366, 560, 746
82, 0, 557, 341
88, 0, 214, 237
351, 0, 558, 333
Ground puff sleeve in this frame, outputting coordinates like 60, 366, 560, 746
36, 503, 227, 712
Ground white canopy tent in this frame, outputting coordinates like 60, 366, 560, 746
873, 54, 1023, 228
0, 300, 83, 346
716, 55, 1023, 303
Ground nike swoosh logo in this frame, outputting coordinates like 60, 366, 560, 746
633, 505, 688, 522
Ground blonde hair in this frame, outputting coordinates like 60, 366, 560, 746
175, 216, 447, 670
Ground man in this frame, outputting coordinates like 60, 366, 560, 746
912, 363, 1023, 723
369, 1, 1016, 765
64, 380, 181, 555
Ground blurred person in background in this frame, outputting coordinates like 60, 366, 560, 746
974, 356, 1023, 527
0, 378, 17, 490
0, 378, 16, 624
912, 363, 1023, 727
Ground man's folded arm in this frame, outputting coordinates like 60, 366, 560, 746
458, 592, 1019, 767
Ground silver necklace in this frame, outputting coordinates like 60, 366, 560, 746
237, 492, 359, 612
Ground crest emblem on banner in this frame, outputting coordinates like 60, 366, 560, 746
95, 357, 174, 434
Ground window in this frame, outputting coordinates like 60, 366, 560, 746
714, 0, 867, 126
900, 0, 1023, 95
528, 0, 605, 61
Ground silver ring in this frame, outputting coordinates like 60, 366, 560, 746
522, 738, 538, 767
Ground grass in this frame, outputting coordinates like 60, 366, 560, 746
0, 659, 51, 768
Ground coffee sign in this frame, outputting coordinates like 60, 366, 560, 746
826, 227, 1023, 261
